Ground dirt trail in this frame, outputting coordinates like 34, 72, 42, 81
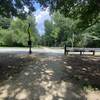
0, 51, 100, 100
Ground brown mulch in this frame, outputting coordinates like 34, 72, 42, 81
0, 53, 35, 82
63, 55, 100, 89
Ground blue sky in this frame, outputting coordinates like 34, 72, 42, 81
33, 3, 51, 35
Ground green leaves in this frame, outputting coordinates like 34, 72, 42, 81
42, 11, 100, 47
0, 16, 39, 47
0, 0, 35, 18
0, 17, 11, 29
38, 0, 100, 29
42, 12, 77, 47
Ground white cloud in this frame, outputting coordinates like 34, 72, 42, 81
34, 8, 51, 35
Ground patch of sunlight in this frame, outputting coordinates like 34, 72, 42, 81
45, 64, 48, 66
95, 73, 100, 76
40, 56, 61, 62
48, 56, 62, 61
0, 85, 10, 99
9, 88, 22, 98
65, 66, 72, 69
41, 73, 45, 78
41, 81, 51, 89
84, 78, 88, 81
43, 65, 47, 68
24, 72, 29, 76
40, 59, 46, 62
33, 72, 36, 75
59, 99, 63, 100
16, 54, 36, 58
40, 81, 69, 100
15, 89, 30, 100
46, 76, 51, 80
57, 81, 67, 97
8, 76, 13, 80
40, 94, 53, 100
8, 66, 12, 68
45, 70, 54, 75
15, 88, 21, 93
18, 82, 23, 86
64, 62, 67, 64
82, 58, 88, 61
86, 91, 100, 100
82, 68, 87, 71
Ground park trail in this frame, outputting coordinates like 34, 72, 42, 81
0, 47, 100, 100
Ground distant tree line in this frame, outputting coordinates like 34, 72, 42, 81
40, 12, 100, 47
0, 16, 40, 47
0, 0, 100, 47
0, 12, 99, 48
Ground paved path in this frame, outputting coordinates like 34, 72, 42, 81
0, 47, 100, 55
0, 47, 64, 54
0, 47, 100, 100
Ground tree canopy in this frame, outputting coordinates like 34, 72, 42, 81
0, 0, 35, 18
38, 0, 100, 29
0, 0, 100, 47
0, 0, 100, 28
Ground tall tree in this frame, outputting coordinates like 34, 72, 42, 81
10, 16, 39, 46
43, 12, 78, 47
0, 16, 39, 47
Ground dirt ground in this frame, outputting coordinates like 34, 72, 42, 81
0, 53, 100, 100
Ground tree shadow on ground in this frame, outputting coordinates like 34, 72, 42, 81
0, 53, 35, 82
0, 53, 87, 100
63, 55, 100, 89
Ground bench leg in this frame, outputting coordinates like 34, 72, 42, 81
93, 51, 95, 56
80, 51, 82, 55
64, 51, 68, 55
64, 51, 66, 55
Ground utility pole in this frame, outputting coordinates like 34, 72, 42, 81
28, 23, 32, 54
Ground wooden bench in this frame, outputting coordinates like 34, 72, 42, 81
64, 45, 95, 55
88, 50, 95, 55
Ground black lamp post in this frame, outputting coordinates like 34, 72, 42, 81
28, 23, 32, 54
